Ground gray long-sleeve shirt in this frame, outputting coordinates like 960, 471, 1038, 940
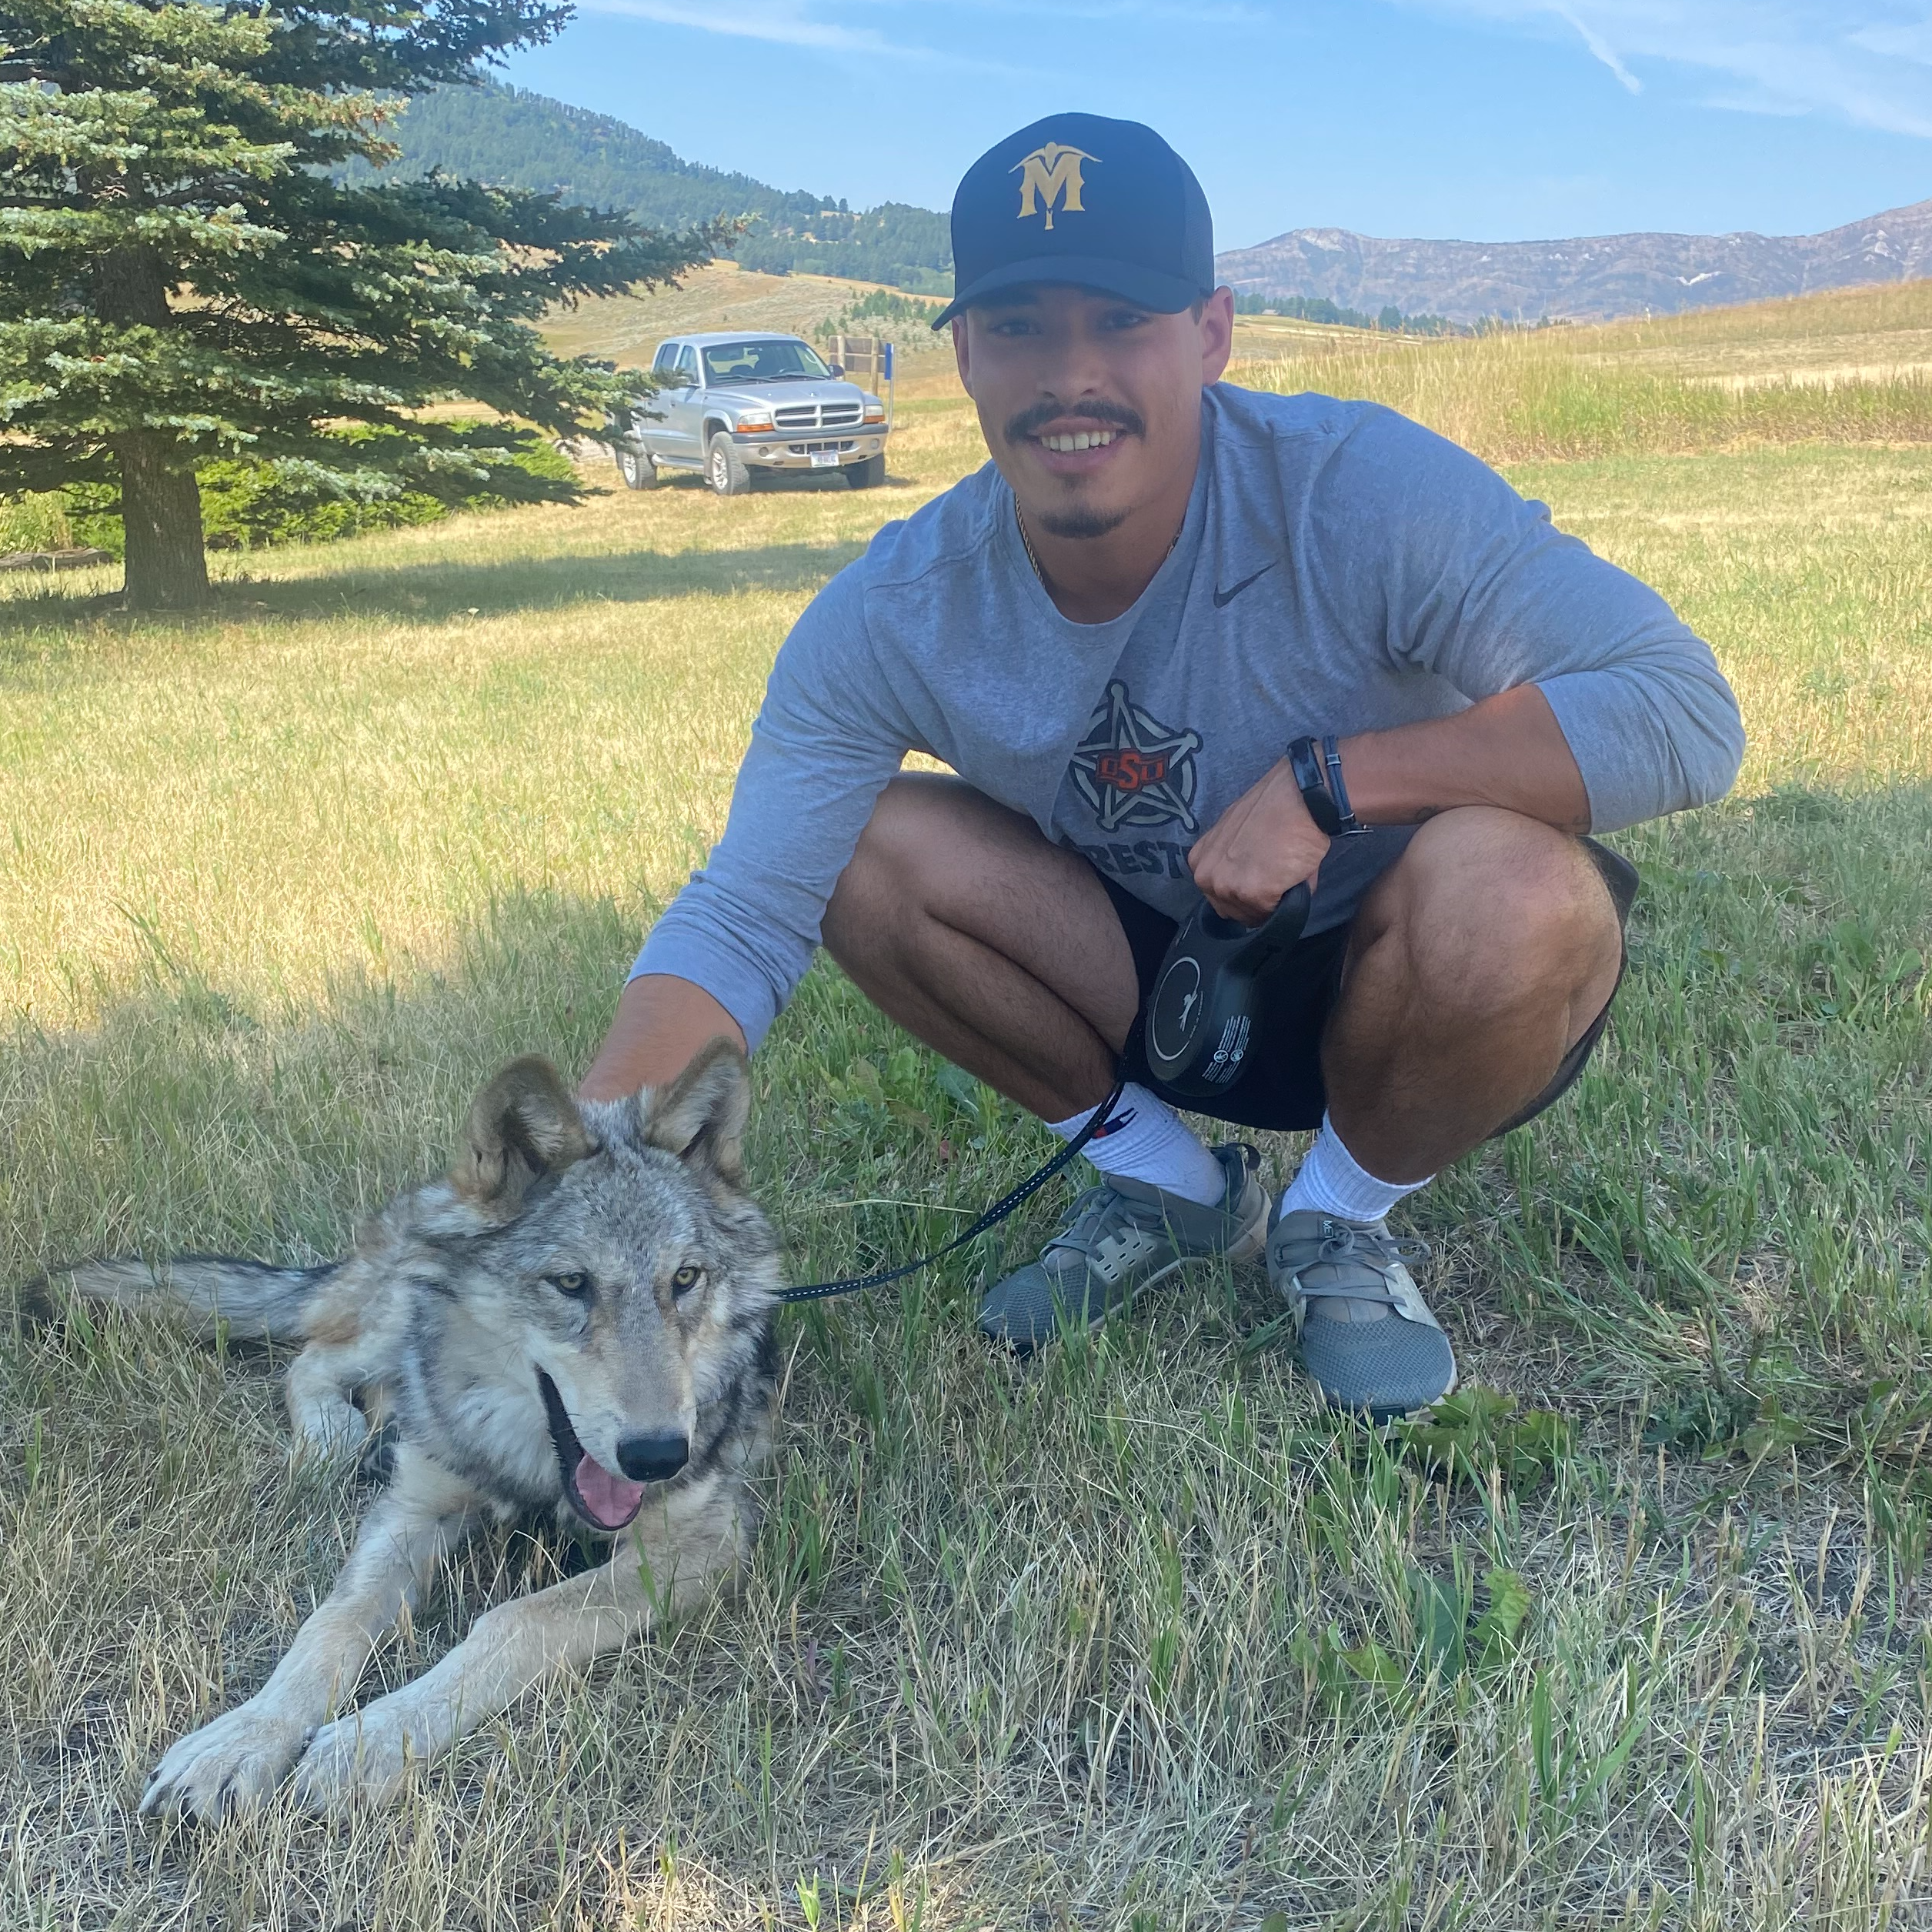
632, 382, 1746, 1051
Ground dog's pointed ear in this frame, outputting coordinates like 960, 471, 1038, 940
640, 1039, 751, 1183
452, 1056, 594, 1215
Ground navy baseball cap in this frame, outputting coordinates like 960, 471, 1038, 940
933, 113, 1215, 329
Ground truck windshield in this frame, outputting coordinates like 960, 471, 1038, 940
701, 340, 832, 384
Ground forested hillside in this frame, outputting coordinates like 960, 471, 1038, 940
367, 82, 953, 292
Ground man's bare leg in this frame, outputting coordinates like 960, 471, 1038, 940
825, 774, 1252, 1343
1323, 806, 1626, 1181
826, 776, 1269, 1344
1270, 806, 1626, 1415
820, 772, 1137, 1121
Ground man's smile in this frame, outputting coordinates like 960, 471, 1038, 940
1022, 415, 1137, 479
1005, 396, 1146, 482
1037, 426, 1120, 452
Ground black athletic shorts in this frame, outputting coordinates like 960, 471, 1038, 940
1098, 837, 1640, 1135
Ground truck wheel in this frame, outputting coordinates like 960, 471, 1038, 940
707, 435, 753, 497
845, 454, 886, 490
616, 446, 656, 489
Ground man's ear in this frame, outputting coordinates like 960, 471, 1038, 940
641, 1038, 751, 1183
452, 1056, 594, 1216
1199, 285, 1235, 387
951, 313, 974, 397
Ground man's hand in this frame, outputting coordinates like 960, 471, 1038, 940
1188, 757, 1329, 926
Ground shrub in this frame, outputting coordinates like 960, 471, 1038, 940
15, 428, 576, 560
0, 492, 75, 553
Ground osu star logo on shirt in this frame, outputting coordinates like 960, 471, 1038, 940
1069, 679, 1202, 833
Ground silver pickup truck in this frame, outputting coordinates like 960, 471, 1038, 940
615, 332, 889, 496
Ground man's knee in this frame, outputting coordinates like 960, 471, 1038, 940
823, 776, 951, 955
830, 775, 953, 902
1360, 807, 1622, 1017
823, 774, 1043, 961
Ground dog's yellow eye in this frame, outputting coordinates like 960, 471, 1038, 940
671, 1266, 701, 1296
548, 1271, 591, 1299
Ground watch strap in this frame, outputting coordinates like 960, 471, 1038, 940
1287, 735, 1353, 836
1320, 734, 1363, 833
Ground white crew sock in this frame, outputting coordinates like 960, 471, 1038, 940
1280, 1112, 1432, 1225
1049, 1083, 1228, 1207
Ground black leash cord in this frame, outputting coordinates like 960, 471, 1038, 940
777, 1076, 1126, 1306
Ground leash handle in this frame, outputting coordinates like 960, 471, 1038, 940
777, 1076, 1126, 1305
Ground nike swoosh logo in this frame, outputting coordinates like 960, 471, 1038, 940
1212, 562, 1277, 608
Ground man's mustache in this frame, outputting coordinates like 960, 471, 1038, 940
1003, 398, 1146, 446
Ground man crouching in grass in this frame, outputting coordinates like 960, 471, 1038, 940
582, 114, 1745, 1420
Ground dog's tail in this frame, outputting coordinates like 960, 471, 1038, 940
26, 1255, 335, 1343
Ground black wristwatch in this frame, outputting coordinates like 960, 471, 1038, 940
1286, 734, 1365, 836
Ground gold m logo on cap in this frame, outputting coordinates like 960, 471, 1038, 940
1012, 143, 1097, 229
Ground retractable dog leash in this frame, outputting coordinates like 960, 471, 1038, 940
777, 884, 1310, 1306
1142, 883, 1310, 1098
776, 1073, 1126, 1305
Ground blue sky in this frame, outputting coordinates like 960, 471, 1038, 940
502, 2, 1932, 249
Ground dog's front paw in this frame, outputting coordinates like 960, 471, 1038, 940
138, 1705, 311, 1824
291, 1708, 415, 1811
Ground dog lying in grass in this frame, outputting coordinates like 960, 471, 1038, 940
42, 1041, 779, 1819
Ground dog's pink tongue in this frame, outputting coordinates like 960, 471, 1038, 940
574, 1451, 645, 1529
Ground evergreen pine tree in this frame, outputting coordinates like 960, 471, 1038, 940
0, 1, 719, 608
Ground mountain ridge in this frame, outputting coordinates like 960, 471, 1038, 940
384, 84, 1929, 323
1216, 200, 1932, 324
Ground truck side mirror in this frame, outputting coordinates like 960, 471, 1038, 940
827, 363, 844, 379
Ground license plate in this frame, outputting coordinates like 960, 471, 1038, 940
809, 450, 839, 469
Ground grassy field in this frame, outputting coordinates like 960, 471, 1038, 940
1234, 279, 1932, 465
4, 285, 1932, 1929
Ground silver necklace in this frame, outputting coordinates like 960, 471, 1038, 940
1015, 502, 1178, 589
1016, 502, 1046, 582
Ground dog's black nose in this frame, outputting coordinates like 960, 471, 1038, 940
616, 1431, 689, 1483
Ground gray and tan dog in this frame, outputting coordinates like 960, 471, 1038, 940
44, 1040, 779, 1819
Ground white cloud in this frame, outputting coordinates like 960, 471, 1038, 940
1408, 2, 1932, 138
1853, 19, 1932, 62
582, 0, 1260, 58
895, 0, 1267, 21
1555, 4, 1643, 89
580, 0, 906, 54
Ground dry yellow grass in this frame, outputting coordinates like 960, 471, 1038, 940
1587, 277, 1932, 375
1234, 278, 1932, 464
4, 280, 1932, 1929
